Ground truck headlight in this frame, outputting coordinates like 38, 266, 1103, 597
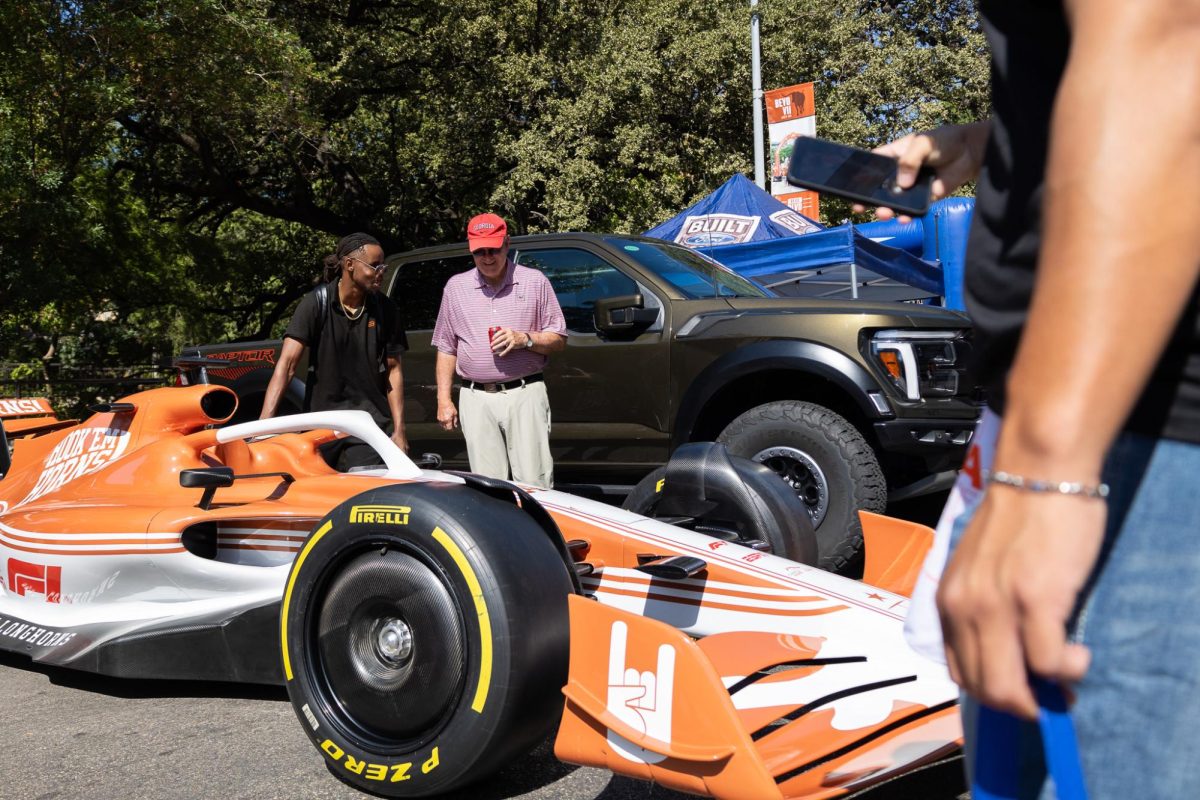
870, 330, 964, 401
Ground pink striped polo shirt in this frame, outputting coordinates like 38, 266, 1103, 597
431, 260, 567, 382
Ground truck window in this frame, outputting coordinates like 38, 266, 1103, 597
602, 236, 771, 299
514, 248, 638, 334
390, 255, 474, 330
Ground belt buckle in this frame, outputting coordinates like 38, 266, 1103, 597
484, 383, 500, 393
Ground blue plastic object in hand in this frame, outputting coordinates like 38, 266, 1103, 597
971, 678, 1087, 800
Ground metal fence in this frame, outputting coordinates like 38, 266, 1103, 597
0, 364, 174, 418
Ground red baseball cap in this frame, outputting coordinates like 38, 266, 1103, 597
466, 213, 508, 252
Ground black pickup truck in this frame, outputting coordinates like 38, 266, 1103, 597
180, 232, 980, 570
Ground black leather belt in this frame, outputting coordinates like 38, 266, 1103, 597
464, 373, 544, 393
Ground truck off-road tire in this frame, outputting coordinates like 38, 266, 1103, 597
281, 482, 573, 797
717, 400, 887, 573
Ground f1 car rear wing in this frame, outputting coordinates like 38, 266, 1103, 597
0, 398, 76, 480
0, 397, 74, 434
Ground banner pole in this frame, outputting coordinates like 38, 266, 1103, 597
751, 0, 766, 190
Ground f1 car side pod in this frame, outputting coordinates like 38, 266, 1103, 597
0, 386, 961, 800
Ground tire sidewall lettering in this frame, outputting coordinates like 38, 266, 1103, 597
317, 740, 438, 784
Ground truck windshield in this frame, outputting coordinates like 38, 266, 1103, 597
604, 236, 773, 299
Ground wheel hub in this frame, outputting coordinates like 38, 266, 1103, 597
751, 446, 830, 527
314, 548, 466, 745
373, 617, 414, 666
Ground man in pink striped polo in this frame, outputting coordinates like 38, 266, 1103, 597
431, 213, 567, 487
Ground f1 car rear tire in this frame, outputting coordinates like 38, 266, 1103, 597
717, 400, 887, 573
622, 443, 819, 566
281, 482, 574, 797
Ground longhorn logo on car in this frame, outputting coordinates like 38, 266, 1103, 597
605, 620, 676, 765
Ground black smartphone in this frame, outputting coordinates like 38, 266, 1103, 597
785, 136, 934, 216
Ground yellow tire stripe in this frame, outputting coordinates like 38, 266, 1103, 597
432, 527, 492, 713
281, 520, 333, 682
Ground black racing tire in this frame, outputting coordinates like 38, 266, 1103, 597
622, 467, 669, 517
717, 400, 887, 573
281, 481, 573, 797
621, 445, 819, 566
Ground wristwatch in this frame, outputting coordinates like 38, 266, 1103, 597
523, 334, 534, 350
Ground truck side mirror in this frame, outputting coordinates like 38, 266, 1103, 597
594, 294, 657, 337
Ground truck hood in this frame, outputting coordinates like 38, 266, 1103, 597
720, 296, 970, 328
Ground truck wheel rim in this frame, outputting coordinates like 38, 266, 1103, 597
752, 446, 829, 527
312, 547, 466, 749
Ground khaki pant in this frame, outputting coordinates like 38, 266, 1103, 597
458, 381, 554, 488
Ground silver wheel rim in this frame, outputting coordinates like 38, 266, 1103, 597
752, 446, 829, 527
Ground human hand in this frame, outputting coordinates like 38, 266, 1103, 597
853, 121, 991, 221
391, 429, 409, 452
936, 486, 1105, 719
490, 327, 529, 357
436, 402, 458, 431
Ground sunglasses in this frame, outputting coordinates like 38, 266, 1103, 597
349, 255, 387, 273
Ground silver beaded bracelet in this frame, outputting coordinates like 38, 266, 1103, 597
985, 469, 1110, 499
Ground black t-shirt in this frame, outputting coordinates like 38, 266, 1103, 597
967, 0, 1200, 443
284, 284, 409, 429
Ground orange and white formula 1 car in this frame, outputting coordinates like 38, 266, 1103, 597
0, 385, 960, 799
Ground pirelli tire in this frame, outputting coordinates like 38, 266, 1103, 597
281, 482, 574, 797
717, 400, 887, 573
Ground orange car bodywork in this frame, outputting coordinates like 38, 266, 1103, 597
547, 503, 958, 799
0, 386, 960, 799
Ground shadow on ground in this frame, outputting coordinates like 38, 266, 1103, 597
0, 647, 288, 700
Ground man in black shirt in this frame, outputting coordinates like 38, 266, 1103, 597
871, 0, 1200, 795
261, 233, 409, 470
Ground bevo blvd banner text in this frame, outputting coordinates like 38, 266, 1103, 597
766, 81, 818, 220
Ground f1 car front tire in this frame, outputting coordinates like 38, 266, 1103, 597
281, 481, 573, 797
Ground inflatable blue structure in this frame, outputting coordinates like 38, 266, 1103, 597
857, 197, 975, 310
645, 175, 975, 309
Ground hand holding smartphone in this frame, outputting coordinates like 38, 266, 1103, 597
786, 136, 935, 217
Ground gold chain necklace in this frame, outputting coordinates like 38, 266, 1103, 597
340, 298, 364, 320
338, 281, 364, 320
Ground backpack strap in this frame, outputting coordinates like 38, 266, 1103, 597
316, 281, 332, 320
302, 283, 334, 412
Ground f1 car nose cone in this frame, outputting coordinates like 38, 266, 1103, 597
374, 618, 413, 665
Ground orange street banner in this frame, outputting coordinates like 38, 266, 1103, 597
765, 82, 819, 219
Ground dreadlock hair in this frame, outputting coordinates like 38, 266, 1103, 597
322, 232, 382, 283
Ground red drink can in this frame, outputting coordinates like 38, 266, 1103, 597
488, 326, 502, 343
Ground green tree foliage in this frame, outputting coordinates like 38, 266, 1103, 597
762, 0, 990, 220
0, 0, 988, 410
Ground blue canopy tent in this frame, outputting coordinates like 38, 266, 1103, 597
644, 174, 822, 246
645, 175, 972, 306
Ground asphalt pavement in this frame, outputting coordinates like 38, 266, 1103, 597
0, 648, 966, 800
